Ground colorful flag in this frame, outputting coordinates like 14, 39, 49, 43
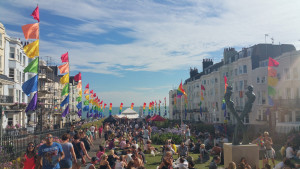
119, 103, 123, 115
85, 95, 89, 100
25, 92, 37, 113
60, 95, 69, 107
24, 57, 38, 73
74, 72, 81, 82
60, 73, 69, 84
268, 77, 278, 86
268, 96, 274, 106
268, 67, 277, 77
90, 90, 93, 94
109, 103, 112, 115
22, 23, 39, 40
93, 93, 96, 97
84, 100, 89, 105
177, 81, 186, 97
85, 83, 89, 89
77, 110, 82, 117
61, 84, 69, 96
131, 103, 134, 109
77, 81, 82, 89
224, 76, 228, 93
76, 102, 82, 110
31, 5, 40, 22
58, 62, 69, 74
23, 40, 39, 58
84, 89, 89, 94
61, 52, 69, 63
268, 86, 276, 96
62, 105, 69, 117
83, 106, 89, 111
76, 96, 82, 102
268, 57, 279, 67
201, 85, 206, 91
22, 75, 38, 96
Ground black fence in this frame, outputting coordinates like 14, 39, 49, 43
0, 128, 69, 163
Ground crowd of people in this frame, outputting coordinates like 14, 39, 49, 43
18, 120, 300, 169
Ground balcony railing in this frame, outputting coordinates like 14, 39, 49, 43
0, 95, 14, 103
274, 99, 300, 108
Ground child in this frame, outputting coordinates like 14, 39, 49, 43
85, 157, 99, 169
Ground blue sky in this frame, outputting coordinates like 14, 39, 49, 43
1, 0, 300, 107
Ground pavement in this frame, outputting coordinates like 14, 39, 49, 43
80, 136, 103, 169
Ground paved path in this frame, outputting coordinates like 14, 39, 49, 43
80, 136, 103, 169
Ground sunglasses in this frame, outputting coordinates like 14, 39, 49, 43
46, 137, 53, 139
28, 145, 35, 148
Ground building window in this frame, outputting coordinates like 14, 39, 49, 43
10, 47, 15, 59
257, 77, 260, 83
22, 93, 25, 103
8, 89, 13, 96
239, 81, 243, 91
17, 70, 21, 82
296, 111, 300, 122
9, 68, 14, 80
239, 66, 243, 74
243, 65, 247, 74
286, 88, 291, 99
262, 91, 266, 104
244, 80, 248, 90
23, 55, 26, 66
215, 78, 218, 83
261, 76, 266, 83
22, 73, 25, 83
293, 68, 298, 79
235, 69, 238, 76
16, 90, 19, 102
284, 68, 290, 80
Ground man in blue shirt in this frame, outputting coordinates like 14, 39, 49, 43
37, 134, 65, 169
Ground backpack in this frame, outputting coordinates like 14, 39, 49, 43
81, 137, 90, 151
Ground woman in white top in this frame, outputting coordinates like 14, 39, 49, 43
114, 155, 127, 169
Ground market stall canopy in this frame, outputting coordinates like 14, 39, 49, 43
117, 108, 139, 119
147, 115, 166, 122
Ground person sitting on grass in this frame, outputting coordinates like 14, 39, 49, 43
178, 157, 188, 169
115, 155, 127, 169
178, 142, 189, 158
188, 161, 196, 169
210, 143, 221, 156
108, 150, 119, 168
198, 144, 209, 163
158, 151, 173, 169
108, 138, 115, 150
226, 161, 236, 169
131, 154, 143, 168
238, 157, 251, 169
137, 148, 146, 164
119, 137, 127, 149
170, 140, 177, 154
85, 157, 99, 169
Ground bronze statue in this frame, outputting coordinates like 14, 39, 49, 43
224, 85, 256, 145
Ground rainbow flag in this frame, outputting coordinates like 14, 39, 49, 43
177, 81, 186, 97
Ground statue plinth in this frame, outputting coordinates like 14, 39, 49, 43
223, 143, 259, 168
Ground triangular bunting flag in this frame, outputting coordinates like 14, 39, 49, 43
23, 40, 39, 58
24, 57, 38, 73
25, 92, 37, 113
61, 84, 69, 96
58, 62, 69, 74
22, 23, 39, 40
22, 75, 38, 96
60, 73, 69, 84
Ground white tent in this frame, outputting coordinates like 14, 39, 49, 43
117, 108, 139, 119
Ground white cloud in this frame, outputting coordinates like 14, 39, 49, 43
2, 0, 300, 105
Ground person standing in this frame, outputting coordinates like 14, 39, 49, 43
90, 124, 96, 139
72, 133, 92, 169
37, 134, 65, 169
263, 131, 275, 166
99, 125, 103, 138
21, 142, 37, 169
60, 133, 77, 169
185, 126, 191, 140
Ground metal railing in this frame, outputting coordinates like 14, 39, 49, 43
0, 95, 14, 103
0, 128, 69, 162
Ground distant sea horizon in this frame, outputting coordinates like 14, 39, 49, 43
81, 106, 169, 119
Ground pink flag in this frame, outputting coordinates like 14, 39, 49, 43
31, 5, 40, 22
61, 52, 69, 63
74, 72, 81, 82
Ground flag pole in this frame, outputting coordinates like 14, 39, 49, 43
181, 95, 183, 125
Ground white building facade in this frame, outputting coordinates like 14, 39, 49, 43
170, 43, 300, 133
